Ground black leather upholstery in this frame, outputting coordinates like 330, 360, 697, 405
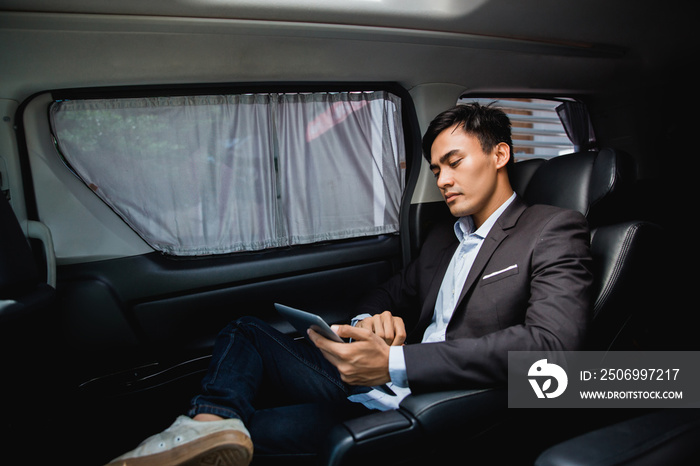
507, 157, 544, 197
512, 148, 661, 350
514, 148, 635, 228
535, 407, 700, 466
320, 388, 507, 465
587, 220, 662, 350
319, 147, 659, 465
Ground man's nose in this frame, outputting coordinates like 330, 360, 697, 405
436, 170, 453, 188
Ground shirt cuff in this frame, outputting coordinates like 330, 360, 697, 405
351, 313, 372, 326
389, 345, 409, 388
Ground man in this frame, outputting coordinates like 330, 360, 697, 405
107, 103, 592, 466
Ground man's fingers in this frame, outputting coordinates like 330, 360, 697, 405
357, 311, 401, 345
391, 317, 407, 346
307, 328, 344, 366
359, 312, 407, 346
332, 324, 371, 342
376, 312, 393, 344
378, 311, 406, 346
309, 326, 391, 386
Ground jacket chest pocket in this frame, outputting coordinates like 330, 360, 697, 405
480, 264, 519, 285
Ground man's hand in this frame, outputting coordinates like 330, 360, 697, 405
355, 311, 406, 346
308, 325, 392, 387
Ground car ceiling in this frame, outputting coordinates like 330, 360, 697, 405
0, 0, 693, 101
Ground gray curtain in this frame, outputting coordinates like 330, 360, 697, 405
556, 100, 597, 151
50, 91, 405, 256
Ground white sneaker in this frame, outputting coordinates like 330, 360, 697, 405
105, 415, 253, 466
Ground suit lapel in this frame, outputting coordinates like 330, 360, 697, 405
407, 231, 457, 342
407, 196, 528, 342
454, 197, 527, 309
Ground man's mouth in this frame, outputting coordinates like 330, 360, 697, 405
443, 192, 460, 203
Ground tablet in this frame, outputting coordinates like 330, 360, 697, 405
274, 303, 344, 343
275, 303, 396, 396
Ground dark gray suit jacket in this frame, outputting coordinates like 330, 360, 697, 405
357, 196, 593, 393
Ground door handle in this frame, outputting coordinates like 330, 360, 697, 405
26, 220, 56, 288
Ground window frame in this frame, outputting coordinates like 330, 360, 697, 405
459, 94, 585, 161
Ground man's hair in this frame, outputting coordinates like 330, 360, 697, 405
422, 102, 514, 165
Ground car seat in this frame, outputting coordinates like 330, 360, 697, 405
318, 147, 663, 465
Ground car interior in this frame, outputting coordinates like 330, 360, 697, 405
1, 1, 697, 465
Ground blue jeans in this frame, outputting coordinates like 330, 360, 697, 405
188, 316, 372, 455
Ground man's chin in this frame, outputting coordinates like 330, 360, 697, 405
446, 205, 467, 218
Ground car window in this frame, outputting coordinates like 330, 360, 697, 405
460, 97, 586, 161
50, 90, 406, 256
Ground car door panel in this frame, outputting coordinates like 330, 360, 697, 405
55, 235, 401, 381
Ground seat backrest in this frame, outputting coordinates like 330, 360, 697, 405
587, 220, 662, 350
518, 148, 635, 228
507, 158, 544, 197
0, 195, 55, 323
510, 147, 660, 351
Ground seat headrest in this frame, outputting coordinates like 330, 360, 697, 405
522, 148, 635, 227
507, 158, 545, 197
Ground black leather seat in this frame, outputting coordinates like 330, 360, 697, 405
512, 149, 662, 350
587, 220, 662, 350
318, 148, 660, 465
0, 194, 56, 401
321, 387, 507, 465
516, 148, 635, 229
507, 157, 544, 200
535, 407, 700, 466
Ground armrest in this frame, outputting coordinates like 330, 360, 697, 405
320, 387, 507, 466
399, 387, 506, 437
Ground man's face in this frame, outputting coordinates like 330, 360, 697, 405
429, 125, 503, 225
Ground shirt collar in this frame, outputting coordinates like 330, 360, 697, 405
454, 192, 516, 242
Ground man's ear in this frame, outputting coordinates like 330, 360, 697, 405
494, 142, 511, 169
